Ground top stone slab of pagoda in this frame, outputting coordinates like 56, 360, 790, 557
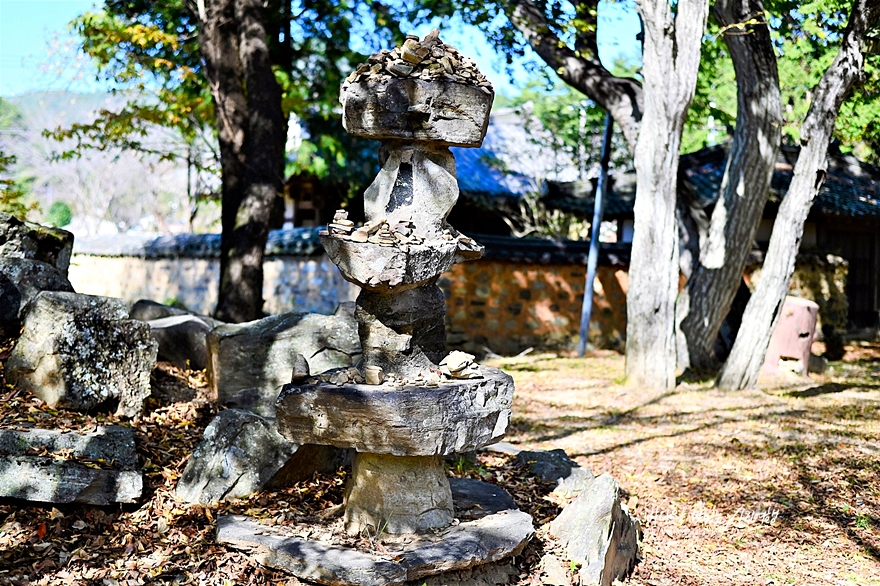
339, 30, 494, 147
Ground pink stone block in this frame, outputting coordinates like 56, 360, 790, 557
762, 296, 819, 376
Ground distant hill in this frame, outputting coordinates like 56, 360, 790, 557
6, 91, 124, 129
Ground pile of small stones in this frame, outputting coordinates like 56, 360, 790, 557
304, 351, 482, 388
328, 209, 482, 253
328, 209, 425, 250
342, 29, 493, 94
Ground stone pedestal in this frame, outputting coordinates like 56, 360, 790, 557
230, 31, 531, 586
345, 453, 452, 534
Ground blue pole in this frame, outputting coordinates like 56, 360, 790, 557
577, 113, 614, 357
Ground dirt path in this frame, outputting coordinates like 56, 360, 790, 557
494, 350, 880, 585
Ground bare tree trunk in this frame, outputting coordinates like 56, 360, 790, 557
624, 0, 708, 389
676, 0, 782, 373
717, 0, 880, 390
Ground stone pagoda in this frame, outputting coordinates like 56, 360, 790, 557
218, 31, 533, 585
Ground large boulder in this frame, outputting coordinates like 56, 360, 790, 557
0, 426, 142, 505
5, 291, 158, 417
0, 257, 74, 337
148, 315, 214, 370
0, 212, 73, 275
176, 409, 350, 504
207, 303, 361, 417
548, 474, 641, 586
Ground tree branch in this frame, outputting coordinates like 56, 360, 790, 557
506, 0, 644, 151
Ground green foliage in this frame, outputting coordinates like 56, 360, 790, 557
0, 151, 37, 220
684, 0, 880, 160
46, 201, 73, 227
57, 1, 418, 203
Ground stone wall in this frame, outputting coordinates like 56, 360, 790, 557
68, 255, 358, 317
440, 261, 628, 355
746, 251, 848, 336
65, 231, 850, 354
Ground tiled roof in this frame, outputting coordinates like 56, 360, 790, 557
683, 145, 880, 219
539, 145, 880, 220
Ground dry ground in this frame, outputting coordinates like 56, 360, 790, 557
0, 342, 878, 585
498, 345, 880, 586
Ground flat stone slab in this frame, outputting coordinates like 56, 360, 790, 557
341, 78, 492, 147
0, 426, 142, 505
275, 367, 514, 456
217, 479, 533, 586
321, 235, 459, 293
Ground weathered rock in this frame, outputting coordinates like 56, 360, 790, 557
449, 477, 516, 517
149, 315, 213, 370
516, 448, 596, 496
341, 78, 492, 147
322, 236, 459, 292
356, 284, 447, 379
345, 453, 453, 535
0, 257, 74, 337
548, 474, 641, 586
538, 554, 570, 586
5, 291, 158, 417
361, 145, 460, 236
0, 426, 142, 505
207, 304, 361, 417
276, 367, 514, 456
0, 426, 138, 467
130, 299, 224, 328
176, 409, 350, 505
217, 479, 532, 586
0, 212, 73, 275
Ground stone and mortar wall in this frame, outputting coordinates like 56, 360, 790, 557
69, 254, 359, 317
745, 252, 848, 336
439, 261, 628, 355
66, 232, 849, 354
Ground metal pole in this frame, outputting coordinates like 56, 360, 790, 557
577, 112, 614, 357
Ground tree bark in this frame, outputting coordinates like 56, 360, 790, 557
717, 0, 880, 390
198, 0, 286, 323
676, 0, 782, 373
624, 0, 708, 389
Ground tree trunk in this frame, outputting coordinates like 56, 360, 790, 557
198, 0, 286, 323
675, 0, 782, 373
624, 0, 708, 389
214, 0, 287, 323
717, 0, 880, 390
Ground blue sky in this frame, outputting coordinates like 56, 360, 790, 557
0, 0, 641, 98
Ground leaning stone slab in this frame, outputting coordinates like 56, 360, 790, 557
276, 367, 514, 456
207, 304, 360, 417
130, 299, 224, 328
548, 474, 642, 586
0, 212, 74, 275
0, 426, 142, 505
149, 315, 214, 370
5, 292, 158, 417
0, 257, 74, 337
217, 479, 533, 586
176, 409, 350, 505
